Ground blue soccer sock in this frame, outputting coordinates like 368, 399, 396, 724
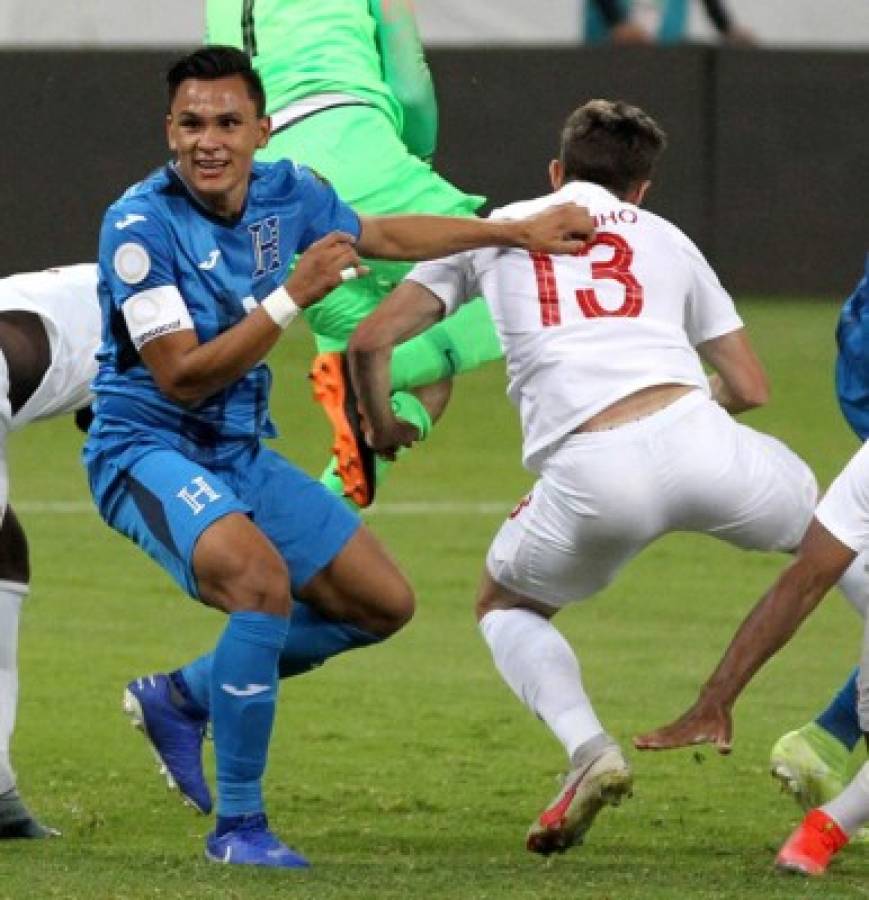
172, 601, 382, 711
816, 667, 863, 751
171, 657, 211, 717
277, 601, 381, 678
210, 611, 288, 818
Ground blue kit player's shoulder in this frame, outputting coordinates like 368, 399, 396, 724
249, 160, 361, 247
835, 255, 869, 441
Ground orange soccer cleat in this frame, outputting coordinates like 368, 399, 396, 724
309, 352, 376, 508
775, 808, 849, 876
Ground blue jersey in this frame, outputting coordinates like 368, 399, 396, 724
836, 255, 869, 440
93, 160, 360, 452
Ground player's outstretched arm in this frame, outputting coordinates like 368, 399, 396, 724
355, 203, 594, 262
349, 280, 446, 458
634, 519, 855, 752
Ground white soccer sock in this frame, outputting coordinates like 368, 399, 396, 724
822, 762, 869, 837
479, 607, 605, 759
0, 581, 28, 795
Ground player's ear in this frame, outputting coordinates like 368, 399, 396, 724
631, 180, 652, 206
165, 114, 177, 152
256, 116, 271, 150
549, 159, 564, 190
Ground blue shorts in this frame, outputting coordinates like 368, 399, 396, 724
85, 434, 360, 599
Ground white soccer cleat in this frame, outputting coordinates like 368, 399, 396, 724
526, 746, 633, 855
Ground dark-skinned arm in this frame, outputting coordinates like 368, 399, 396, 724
348, 279, 446, 457
634, 519, 856, 753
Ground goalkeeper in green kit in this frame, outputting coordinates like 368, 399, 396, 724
207, 0, 502, 507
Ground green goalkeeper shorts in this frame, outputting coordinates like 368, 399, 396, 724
259, 104, 485, 350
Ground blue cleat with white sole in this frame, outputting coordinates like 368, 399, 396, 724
123, 673, 212, 814
205, 813, 310, 868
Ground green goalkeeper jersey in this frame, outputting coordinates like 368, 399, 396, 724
207, 0, 436, 156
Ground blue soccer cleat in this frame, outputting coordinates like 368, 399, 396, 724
205, 813, 310, 868
123, 673, 212, 814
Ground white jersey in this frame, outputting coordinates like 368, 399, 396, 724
407, 181, 743, 470
0, 264, 100, 429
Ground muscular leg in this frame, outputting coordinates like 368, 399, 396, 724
177, 522, 414, 709
0, 506, 30, 792
191, 514, 291, 829
0, 314, 56, 838
475, 571, 631, 855
0, 506, 54, 838
476, 574, 607, 761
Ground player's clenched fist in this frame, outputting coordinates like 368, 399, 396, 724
285, 232, 370, 308
513, 202, 596, 255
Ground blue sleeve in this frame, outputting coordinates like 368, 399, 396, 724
835, 260, 869, 440
294, 167, 361, 251
98, 201, 177, 310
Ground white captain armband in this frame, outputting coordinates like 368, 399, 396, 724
122, 286, 195, 350
260, 287, 301, 330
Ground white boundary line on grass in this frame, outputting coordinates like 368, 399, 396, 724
15, 499, 513, 516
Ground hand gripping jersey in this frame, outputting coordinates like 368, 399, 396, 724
0, 264, 100, 429
93, 160, 359, 449
407, 181, 743, 470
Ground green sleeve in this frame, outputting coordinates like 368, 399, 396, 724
370, 0, 438, 161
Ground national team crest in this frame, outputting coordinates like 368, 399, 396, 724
249, 216, 281, 278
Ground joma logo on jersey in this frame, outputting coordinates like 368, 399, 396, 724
249, 216, 281, 278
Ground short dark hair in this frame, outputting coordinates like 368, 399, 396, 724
559, 100, 667, 198
166, 45, 266, 117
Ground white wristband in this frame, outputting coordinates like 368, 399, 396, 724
260, 287, 301, 330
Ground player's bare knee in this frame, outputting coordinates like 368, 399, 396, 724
475, 571, 505, 621
354, 573, 414, 637
370, 576, 415, 636
475, 571, 553, 622
201, 552, 290, 616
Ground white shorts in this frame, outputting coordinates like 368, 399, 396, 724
486, 391, 818, 608
813, 443, 869, 730
815, 441, 869, 554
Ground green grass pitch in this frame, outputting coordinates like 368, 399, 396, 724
2, 297, 867, 898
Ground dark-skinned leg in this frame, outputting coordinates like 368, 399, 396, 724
0, 506, 56, 838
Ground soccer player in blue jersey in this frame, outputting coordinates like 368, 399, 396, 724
584, 0, 754, 45
768, 257, 869, 823
86, 46, 593, 869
